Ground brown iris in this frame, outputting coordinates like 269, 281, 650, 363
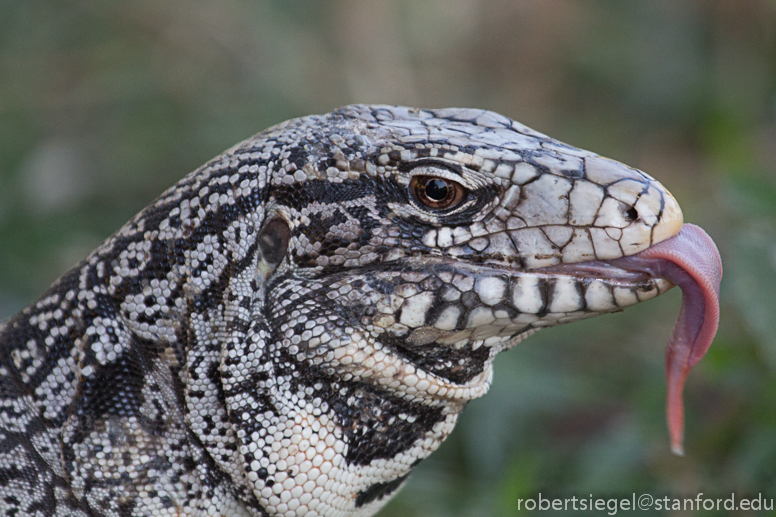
410, 176, 466, 210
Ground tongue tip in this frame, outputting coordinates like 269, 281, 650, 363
667, 357, 691, 458
668, 397, 687, 455
671, 443, 685, 456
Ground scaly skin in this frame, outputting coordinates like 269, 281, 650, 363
0, 105, 682, 516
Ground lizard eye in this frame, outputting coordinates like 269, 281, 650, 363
410, 176, 466, 210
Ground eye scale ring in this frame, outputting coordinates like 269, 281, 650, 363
410, 175, 466, 210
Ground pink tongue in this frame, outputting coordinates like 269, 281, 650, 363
611, 224, 722, 455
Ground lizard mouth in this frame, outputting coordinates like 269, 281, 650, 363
538, 224, 723, 455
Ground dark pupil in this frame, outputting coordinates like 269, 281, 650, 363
425, 179, 450, 201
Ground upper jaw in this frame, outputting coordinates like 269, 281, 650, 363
432, 156, 686, 271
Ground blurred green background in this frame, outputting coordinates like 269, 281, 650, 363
1, 1, 775, 515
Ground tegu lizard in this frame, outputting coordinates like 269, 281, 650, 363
0, 105, 722, 517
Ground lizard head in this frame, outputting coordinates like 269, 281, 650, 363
215, 105, 720, 512
254, 105, 698, 396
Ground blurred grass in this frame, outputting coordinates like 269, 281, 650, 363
1, 1, 775, 515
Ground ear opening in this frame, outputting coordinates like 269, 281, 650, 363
256, 217, 290, 279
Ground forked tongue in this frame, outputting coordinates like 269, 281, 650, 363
611, 224, 722, 455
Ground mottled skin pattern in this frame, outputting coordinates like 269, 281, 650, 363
0, 105, 683, 516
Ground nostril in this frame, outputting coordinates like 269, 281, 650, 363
622, 204, 639, 223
